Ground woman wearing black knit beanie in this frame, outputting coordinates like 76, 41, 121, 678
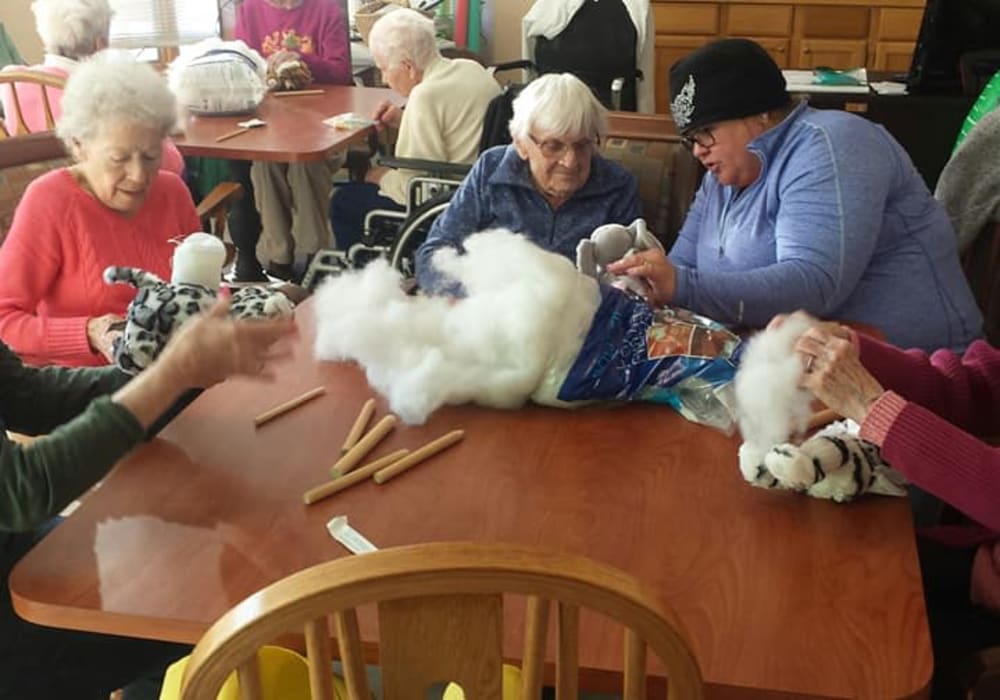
607, 37, 981, 355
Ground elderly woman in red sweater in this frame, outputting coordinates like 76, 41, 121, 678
782, 311, 999, 699
0, 51, 200, 367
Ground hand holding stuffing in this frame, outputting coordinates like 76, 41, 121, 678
605, 249, 677, 306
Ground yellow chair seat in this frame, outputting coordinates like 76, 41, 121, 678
443, 663, 522, 700
159, 645, 347, 700
160, 645, 519, 700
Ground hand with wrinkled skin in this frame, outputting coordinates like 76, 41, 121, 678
112, 299, 297, 428
604, 248, 676, 306
780, 311, 885, 423
87, 313, 125, 362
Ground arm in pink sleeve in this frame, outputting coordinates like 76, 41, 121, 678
858, 334, 1000, 436
861, 393, 1000, 533
0, 187, 95, 365
300, 11, 351, 85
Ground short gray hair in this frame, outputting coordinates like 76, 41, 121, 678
508, 73, 607, 142
367, 9, 439, 71
32, 0, 113, 59
57, 51, 177, 147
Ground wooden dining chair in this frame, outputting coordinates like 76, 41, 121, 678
0, 129, 241, 249
0, 68, 67, 137
178, 541, 704, 700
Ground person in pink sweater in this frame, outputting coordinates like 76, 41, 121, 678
235, 0, 351, 280
0, 52, 201, 368
0, 0, 184, 176
785, 311, 1000, 699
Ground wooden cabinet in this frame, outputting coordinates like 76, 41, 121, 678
870, 7, 924, 71
653, 0, 926, 113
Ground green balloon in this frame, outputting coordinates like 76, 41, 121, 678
954, 69, 1000, 152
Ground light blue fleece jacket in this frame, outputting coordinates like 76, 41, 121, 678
415, 144, 640, 295
670, 101, 982, 352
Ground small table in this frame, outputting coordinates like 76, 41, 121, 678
9, 302, 932, 698
173, 84, 395, 163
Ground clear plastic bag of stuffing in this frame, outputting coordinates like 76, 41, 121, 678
556, 286, 742, 433
169, 39, 267, 117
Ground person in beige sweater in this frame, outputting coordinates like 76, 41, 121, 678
329, 8, 501, 255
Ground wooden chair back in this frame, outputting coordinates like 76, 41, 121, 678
0, 69, 67, 137
0, 127, 69, 246
179, 541, 704, 700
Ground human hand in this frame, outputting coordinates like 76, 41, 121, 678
266, 50, 300, 72
604, 249, 676, 306
364, 165, 389, 185
767, 310, 852, 341
794, 325, 884, 423
87, 313, 125, 362
371, 100, 402, 130
152, 298, 296, 390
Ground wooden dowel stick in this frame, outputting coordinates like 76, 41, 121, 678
273, 89, 324, 97
254, 387, 326, 427
342, 398, 376, 454
807, 407, 841, 431
330, 415, 397, 477
373, 430, 464, 485
215, 126, 250, 143
303, 449, 409, 505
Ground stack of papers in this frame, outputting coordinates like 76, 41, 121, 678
782, 69, 870, 94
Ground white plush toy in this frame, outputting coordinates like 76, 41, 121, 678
734, 318, 905, 502
576, 218, 664, 298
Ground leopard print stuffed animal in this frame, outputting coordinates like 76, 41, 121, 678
104, 266, 294, 374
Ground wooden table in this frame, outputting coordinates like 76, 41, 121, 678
173, 85, 395, 162
9, 303, 931, 699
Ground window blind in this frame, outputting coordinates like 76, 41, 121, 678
109, 0, 219, 49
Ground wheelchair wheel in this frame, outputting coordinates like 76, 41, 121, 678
388, 191, 455, 277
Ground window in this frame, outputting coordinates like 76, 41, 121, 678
108, 0, 220, 51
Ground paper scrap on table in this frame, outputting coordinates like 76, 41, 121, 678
323, 112, 378, 130
237, 118, 266, 129
327, 515, 378, 554
870, 81, 908, 96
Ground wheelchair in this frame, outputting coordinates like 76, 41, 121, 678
301, 62, 533, 292
299, 31, 644, 291
301, 156, 472, 290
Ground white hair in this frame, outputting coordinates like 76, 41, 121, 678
367, 8, 439, 71
508, 73, 608, 142
57, 51, 177, 147
32, 0, 113, 59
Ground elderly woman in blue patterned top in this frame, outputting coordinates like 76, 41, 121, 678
415, 72, 641, 295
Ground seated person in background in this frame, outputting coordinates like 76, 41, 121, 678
329, 8, 501, 253
608, 38, 982, 352
0, 0, 184, 176
780, 310, 999, 700
236, 0, 352, 281
0, 52, 202, 368
935, 106, 1000, 253
415, 72, 640, 294
0, 299, 295, 700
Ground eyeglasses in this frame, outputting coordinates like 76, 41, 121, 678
528, 134, 597, 160
680, 126, 716, 151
